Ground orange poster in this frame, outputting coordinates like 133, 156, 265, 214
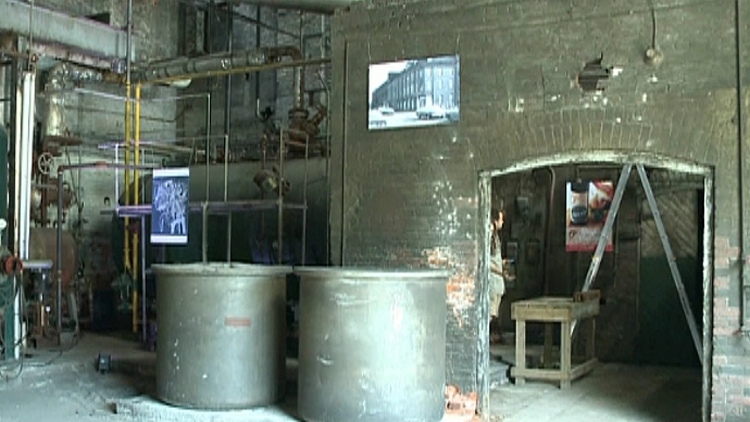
565, 181, 614, 252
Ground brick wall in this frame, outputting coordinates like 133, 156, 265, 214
330, 0, 748, 419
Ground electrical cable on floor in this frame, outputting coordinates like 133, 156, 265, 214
0, 272, 25, 381
0, 271, 83, 380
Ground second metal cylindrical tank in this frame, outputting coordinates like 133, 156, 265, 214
296, 267, 449, 422
154, 262, 290, 410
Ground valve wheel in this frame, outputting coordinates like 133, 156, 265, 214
37, 152, 55, 175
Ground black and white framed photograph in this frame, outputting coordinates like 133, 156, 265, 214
368, 54, 460, 131
151, 168, 190, 245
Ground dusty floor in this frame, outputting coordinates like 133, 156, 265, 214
0, 334, 701, 422
489, 343, 702, 422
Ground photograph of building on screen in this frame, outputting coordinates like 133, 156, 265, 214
368, 54, 460, 130
151, 168, 190, 245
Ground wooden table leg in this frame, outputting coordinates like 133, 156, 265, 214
587, 317, 596, 361
560, 320, 571, 389
515, 319, 526, 385
544, 323, 553, 369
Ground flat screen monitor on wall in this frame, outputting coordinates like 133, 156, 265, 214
368, 54, 460, 131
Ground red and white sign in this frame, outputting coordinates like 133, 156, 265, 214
565, 181, 614, 252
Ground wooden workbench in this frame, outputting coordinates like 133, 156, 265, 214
510, 292, 600, 389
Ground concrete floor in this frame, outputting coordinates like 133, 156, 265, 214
489, 343, 702, 422
0, 334, 701, 422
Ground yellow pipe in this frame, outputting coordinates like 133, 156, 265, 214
124, 83, 132, 274
132, 84, 141, 335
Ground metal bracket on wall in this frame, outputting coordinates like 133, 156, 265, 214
573, 163, 703, 365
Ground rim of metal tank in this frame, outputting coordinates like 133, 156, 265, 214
152, 262, 293, 276
293, 266, 452, 280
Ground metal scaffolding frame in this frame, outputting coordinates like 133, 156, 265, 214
101, 114, 310, 339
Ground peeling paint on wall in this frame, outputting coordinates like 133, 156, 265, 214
424, 246, 476, 327
445, 384, 479, 420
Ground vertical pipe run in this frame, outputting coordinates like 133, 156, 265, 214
224, 134, 231, 262
205, 94, 211, 200
56, 170, 63, 344
294, 11, 304, 111
225, 7, 233, 263
278, 129, 284, 264
124, 0, 133, 275
141, 216, 147, 342
302, 133, 308, 265
735, 0, 749, 332
132, 83, 141, 335
340, 41, 348, 265
114, 145, 119, 207
124, 84, 131, 274
205, 0, 213, 201
18, 73, 34, 259
9, 74, 20, 360
15, 71, 35, 355
202, 202, 208, 264
126, 0, 133, 85
8, 55, 18, 258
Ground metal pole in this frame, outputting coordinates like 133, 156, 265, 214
126, 0, 132, 85
302, 133, 309, 265
202, 202, 208, 264
114, 144, 119, 204
636, 164, 703, 364
278, 128, 284, 264
205, 93, 211, 201
141, 216, 146, 343
124, 0, 133, 276
56, 170, 63, 344
224, 134, 231, 262
132, 83, 141, 335
224, 6, 233, 264
205, 0, 213, 203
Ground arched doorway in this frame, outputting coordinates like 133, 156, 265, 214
477, 152, 713, 422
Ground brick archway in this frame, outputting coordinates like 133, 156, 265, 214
476, 151, 713, 419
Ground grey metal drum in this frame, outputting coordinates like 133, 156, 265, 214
296, 267, 449, 422
154, 263, 290, 410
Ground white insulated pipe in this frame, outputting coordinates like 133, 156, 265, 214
9, 71, 35, 359
19, 72, 35, 261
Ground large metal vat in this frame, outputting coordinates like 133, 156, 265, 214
154, 262, 291, 410
296, 267, 449, 422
